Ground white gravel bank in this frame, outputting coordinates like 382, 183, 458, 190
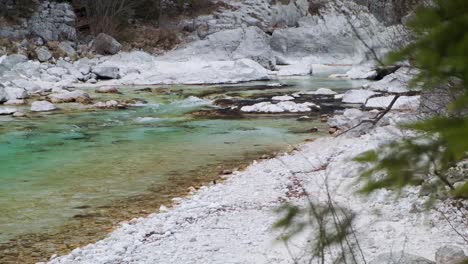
45, 114, 466, 264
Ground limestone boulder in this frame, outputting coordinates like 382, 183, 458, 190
35, 46, 52, 62
93, 33, 122, 55
31, 101, 56, 112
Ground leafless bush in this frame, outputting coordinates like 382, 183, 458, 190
74, 0, 136, 36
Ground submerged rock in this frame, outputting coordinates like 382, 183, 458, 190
95, 86, 121, 94
364, 67, 420, 93
31, 101, 56, 112
12, 111, 26, 117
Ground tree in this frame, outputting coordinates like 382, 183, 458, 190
356, 0, 468, 199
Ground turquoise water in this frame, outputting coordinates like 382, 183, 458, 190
0, 77, 369, 259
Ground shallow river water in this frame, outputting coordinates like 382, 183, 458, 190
0, 76, 368, 263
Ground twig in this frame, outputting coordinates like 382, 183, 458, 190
437, 209, 468, 244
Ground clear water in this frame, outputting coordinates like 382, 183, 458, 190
0, 77, 369, 258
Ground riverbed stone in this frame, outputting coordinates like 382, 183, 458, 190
95, 86, 121, 94
48, 90, 91, 103
31, 101, 56, 112
4, 99, 26, 105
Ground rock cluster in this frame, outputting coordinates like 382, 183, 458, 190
0, 1, 76, 41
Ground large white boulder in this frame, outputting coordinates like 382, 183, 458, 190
241, 101, 318, 113
328, 108, 365, 129
276, 60, 313, 76
31, 101, 56, 112
330, 65, 378, 79
4, 87, 28, 100
161, 27, 275, 69
365, 95, 420, 110
119, 59, 269, 85
342, 89, 378, 104
270, 5, 401, 64
364, 67, 420, 93
47, 67, 69, 77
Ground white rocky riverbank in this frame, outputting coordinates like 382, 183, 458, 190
43, 109, 467, 264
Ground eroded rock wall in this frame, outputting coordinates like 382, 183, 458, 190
0, 1, 76, 41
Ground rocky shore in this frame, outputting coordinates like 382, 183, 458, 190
43, 109, 467, 264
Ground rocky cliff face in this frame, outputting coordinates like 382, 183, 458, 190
0, 1, 76, 41
175, 0, 407, 66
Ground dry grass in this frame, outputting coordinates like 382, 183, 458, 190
122, 25, 181, 54
47, 41, 67, 59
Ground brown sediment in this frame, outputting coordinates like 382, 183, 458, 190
0, 147, 293, 264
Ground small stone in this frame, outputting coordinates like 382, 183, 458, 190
105, 100, 118, 107
310, 127, 319, 133
159, 205, 169, 212
221, 169, 232, 175
13, 111, 26, 117
328, 127, 337, 134
4, 99, 26, 105
297, 116, 312, 121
